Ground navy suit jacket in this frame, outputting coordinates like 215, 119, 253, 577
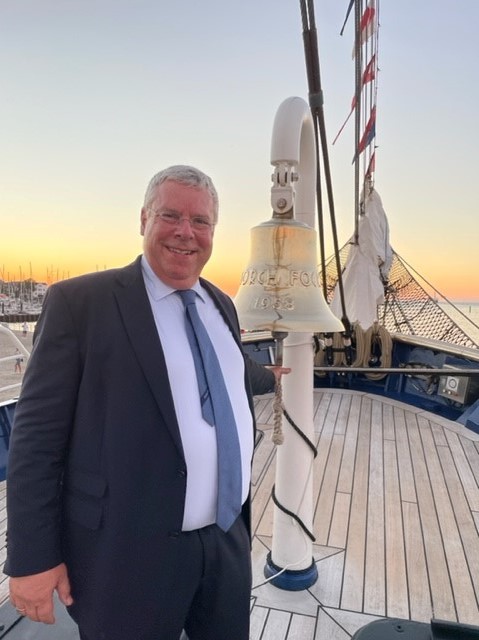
5, 256, 269, 638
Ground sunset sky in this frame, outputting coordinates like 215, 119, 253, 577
1, 0, 478, 301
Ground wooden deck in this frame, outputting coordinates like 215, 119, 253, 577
0, 388, 479, 638
250, 389, 479, 639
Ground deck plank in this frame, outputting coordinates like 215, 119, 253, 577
250, 606, 269, 640
312, 393, 341, 546
443, 428, 479, 512
314, 434, 344, 546
383, 438, 409, 619
402, 501, 432, 622
382, 400, 395, 441
328, 492, 350, 549
437, 444, 479, 621
252, 452, 277, 537
341, 395, 371, 612
313, 392, 333, 438
405, 412, 456, 621
336, 394, 361, 494
393, 405, 416, 503
258, 609, 291, 640
287, 614, 317, 640
461, 437, 479, 487
364, 401, 386, 617
254, 396, 275, 425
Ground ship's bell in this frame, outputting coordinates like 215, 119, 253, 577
235, 216, 344, 334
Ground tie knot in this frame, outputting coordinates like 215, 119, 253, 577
177, 289, 197, 307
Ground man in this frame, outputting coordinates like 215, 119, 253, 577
5, 165, 283, 639
13, 349, 22, 373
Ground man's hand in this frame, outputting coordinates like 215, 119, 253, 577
9, 563, 73, 624
266, 365, 291, 384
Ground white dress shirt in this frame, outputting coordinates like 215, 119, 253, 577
141, 256, 254, 530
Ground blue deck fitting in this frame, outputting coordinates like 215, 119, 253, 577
264, 552, 318, 591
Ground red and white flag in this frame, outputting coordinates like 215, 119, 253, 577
352, 0, 376, 57
365, 151, 376, 176
333, 54, 376, 145
352, 105, 376, 162
362, 53, 376, 84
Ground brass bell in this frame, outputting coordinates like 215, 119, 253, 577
234, 215, 344, 334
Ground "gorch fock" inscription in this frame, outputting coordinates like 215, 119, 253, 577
240, 267, 320, 289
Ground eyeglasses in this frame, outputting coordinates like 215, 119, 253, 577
150, 209, 215, 233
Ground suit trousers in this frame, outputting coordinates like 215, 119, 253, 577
78, 517, 251, 640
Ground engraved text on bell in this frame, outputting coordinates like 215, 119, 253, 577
240, 267, 320, 289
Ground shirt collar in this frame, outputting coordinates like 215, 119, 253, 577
141, 255, 204, 302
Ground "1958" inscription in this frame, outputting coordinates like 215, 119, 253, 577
252, 295, 295, 311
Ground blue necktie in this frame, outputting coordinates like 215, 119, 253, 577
178, 289, 242, 532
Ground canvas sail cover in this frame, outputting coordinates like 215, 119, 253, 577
330, 188, 392, 330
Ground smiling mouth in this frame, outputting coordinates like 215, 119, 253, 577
168, 246, 195, 256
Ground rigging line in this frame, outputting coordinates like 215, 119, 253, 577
353, 0, 362, 245
299, 1, 326, 282
300, 0, 321, 97
394, 252, 479, 333
366, 2, 380, 187
299, 0, 349, 323
313, 117, 327, 296
300, 0, 327, 291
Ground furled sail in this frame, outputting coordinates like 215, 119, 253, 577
330, 187, 392, 330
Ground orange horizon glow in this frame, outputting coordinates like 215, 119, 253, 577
1, 257, 478, 304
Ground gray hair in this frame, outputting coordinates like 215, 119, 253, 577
143, 165, 219, 223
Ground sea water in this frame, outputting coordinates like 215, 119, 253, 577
438, 301, 479, 346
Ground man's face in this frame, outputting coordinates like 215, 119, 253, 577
140, 180, 215, 289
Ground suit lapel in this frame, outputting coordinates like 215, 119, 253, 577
113, 258, 184, 455
200, 278, 257, 424
200, 278, 242, 350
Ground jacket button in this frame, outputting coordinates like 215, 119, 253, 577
178, 468, 186, 477
169, 530, 180, 539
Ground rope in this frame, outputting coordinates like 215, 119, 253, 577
333, 332, 348, 366
357, 321, 392, 380
272, 379, 284, 445
352, 323, 367, 367
315, 332, 352, 368
314, 322, 392, 380
269, 380, 317, 543
271, 485, 316, 542
283, 408, 318, 458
